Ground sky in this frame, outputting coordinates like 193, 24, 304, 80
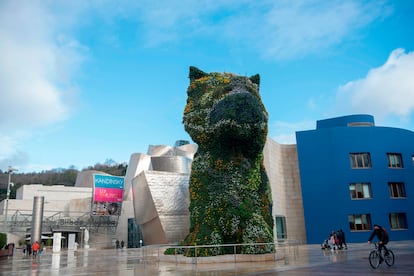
1, 0, 414, 173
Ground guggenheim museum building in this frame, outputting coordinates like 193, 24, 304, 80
1, 114, 413, 248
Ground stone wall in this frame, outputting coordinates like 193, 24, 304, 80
16, 184, 92, 201
263, 137, 306, 242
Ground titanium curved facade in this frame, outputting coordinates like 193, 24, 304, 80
150, 156, 192, 173
296, 114, 414, 243
128, 141, 197, 245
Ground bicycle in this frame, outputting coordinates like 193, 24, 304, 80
368, 242, 395, 269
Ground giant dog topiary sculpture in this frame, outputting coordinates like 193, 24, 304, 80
182, 66, 274, 256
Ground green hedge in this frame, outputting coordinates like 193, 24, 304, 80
0, 233, 7, 249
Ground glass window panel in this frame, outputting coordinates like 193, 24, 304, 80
350, 183, 371, 199
275, 216, 287, 240
390, 214, 396, 227
388, 153, 403, 168
363, 155, 369, 167
389, 213, 407, 229
399, 184, 406, 197
349, 214, 372, 231
392, 184, 398, 197
361, 215, 367, 224
351, 157, 356, 168
350, 153, 371, 168
389, 182, 406, 198
363, 184, 370, 198
357, 157, 363, 167
349, 185, 356, 199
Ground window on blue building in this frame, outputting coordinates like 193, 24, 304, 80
389, 213, 407, 229
349, 183, 372, 199
387, 153, 403, 168
388, 182, 406, 198
348, 214, 371, 231
350, 153, 371, 168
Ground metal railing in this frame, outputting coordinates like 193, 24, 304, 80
141, 240, 302, 265
5, 210, 119, 233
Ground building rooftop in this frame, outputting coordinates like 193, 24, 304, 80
316, 114, 375, 129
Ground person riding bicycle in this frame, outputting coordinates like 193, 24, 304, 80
368, 224, 389, 262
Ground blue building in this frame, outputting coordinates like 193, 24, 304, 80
296, 114, 414, 243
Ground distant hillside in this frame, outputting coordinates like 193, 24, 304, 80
0, 161, 127, 200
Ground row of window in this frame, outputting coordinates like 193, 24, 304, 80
349, 182, 406, 199
349, 213, 408, 231
350, 152, 406, 168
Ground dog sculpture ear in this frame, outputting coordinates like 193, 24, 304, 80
189, 66, 208, 82
250, 74, 260, 86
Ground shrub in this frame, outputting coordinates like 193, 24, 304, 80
0, 233, 7, 249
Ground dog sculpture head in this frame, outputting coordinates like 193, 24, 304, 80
183, 66, 268, 159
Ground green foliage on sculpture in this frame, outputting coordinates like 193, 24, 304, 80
182, 66, 274, 256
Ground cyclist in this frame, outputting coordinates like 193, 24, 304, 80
368, 224, 389, 262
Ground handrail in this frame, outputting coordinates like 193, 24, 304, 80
144, 240, 302, 249
5, 210, 117, 232
141, 240, 303, 264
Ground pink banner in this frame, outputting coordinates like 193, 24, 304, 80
93, 187, 123, 202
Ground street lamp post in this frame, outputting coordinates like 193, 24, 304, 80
3, 166, 17, 232
80, 226, 85, 249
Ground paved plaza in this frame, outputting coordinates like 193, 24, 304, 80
0, 241, 413, 275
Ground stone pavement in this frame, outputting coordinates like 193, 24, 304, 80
0, 241, 413, 275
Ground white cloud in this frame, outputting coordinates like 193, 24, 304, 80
129, 0, 390, 60
88, 0, 391, 60
0, 133, 29, 171
255, 1, 391, 60
0, 1, 85, 168
336, 49, 414, 120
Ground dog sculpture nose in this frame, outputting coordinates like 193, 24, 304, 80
207, 90, 267, 160
210, 91, 265, 126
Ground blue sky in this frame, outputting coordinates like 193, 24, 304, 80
1, 0, 414, 173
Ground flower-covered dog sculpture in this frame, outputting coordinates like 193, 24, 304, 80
182, 66, 274, 256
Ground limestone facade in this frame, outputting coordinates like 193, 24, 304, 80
263, 137, 306, 242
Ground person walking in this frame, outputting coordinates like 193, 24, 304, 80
32, 241, 40, 258
337, 229, 348, 249
26, 242, 32, 256
329, 231, 338, 250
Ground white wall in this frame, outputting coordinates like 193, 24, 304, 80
16, 184, 92, 201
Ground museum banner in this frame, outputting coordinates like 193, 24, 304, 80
92, 174, 124, 216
